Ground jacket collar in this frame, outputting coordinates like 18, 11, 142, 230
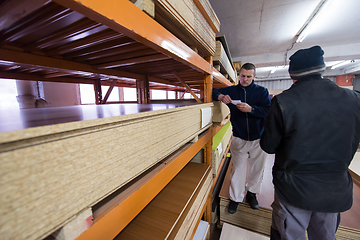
237, 80, 255, 90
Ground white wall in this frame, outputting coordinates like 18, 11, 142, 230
43, 82, 81, 107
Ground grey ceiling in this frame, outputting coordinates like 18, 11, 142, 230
209, 0, 360, 79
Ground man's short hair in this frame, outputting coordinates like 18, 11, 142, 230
241, 63, 256, 74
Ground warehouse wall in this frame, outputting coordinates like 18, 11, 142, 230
352, 75, 360, 91
42, 82, 81, 107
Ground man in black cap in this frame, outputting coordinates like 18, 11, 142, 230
260, 45, 360, 239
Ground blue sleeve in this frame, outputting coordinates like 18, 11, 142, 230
251, 88, 271, 118
212, 86, 232, 101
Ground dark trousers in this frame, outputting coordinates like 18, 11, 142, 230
270, 193, 339, 240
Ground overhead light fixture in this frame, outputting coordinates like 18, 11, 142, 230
296, 0, 331, 43
331, 60, 354, 69
270, 67, 277, 74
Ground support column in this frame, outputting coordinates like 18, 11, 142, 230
203, 56, 213, 227
16, 80, 37, 109
204, 56, 213, 103
94, 80, 102, 105
136, 75, 150, 104
118, 87, 124, 101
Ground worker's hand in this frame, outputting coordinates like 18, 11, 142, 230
218, 94, 232, 104
237, 102, 252, 113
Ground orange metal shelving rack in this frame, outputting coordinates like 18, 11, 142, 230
0, 0, 233, 239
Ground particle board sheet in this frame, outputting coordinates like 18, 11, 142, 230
213, 41, 237, 83
155, 0, 217, 57
114, 162, 212, 240
219, 198, 272, 237
212, 121, 232, 177
168, 166, 212, 240
0, 103, 212, 240
194, 0, 220, 32
212, 101, 230, 123
219, 222, 268, 240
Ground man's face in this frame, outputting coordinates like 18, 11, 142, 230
239, 68, 255, 87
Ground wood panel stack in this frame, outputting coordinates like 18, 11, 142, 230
0, 103, 212, 240
219, 223, 268, 240
114, 162, 212, 240
213, 35, 237, 84
219, 198, 272, 236
212, 121, 232, 178
212, 101, 230, 124
152, 0, 220, 57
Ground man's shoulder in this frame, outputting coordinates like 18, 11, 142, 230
252, 83, 269, 92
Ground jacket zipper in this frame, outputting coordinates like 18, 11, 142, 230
243, 88, 250, 140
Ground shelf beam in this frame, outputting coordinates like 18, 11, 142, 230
52, 0, 232, 86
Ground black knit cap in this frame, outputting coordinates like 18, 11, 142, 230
288, 45, 326, 79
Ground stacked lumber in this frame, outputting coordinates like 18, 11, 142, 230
114, 162, 212, 240
212, 121, 232, 177
0, 103, 212, 240
219, 198, 272, 236
212, 101, 230, 123
219, 222, 268, 240
213, 35, 237, 84
153, 0, 220, 57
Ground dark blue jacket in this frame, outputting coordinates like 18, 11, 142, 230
213, 81, 271, 141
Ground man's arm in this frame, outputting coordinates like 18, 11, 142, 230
250, 88, 271, 118
260, 96, 284, 154
213, 87, 232, 104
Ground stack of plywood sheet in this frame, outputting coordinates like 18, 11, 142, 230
0, 103, 212, 240
212, 101, 230, 123
219, 198, 272, 236
219, 223, 268, 240
153, 0, 220, 57
212, 121, 232, 177
213, 35, 237, 84
114, 162, 212, 240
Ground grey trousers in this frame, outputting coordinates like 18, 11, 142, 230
271, 193, 338, 240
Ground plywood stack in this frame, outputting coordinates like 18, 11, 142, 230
213, 35, 237, 84
219, 198, 272, 236
114, 162, 212, 240
219, 223, 268, 240
153, 0, 220, 57
212, 121, 232, 177
0, 103, 212, 240
212, 101, 230, 124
